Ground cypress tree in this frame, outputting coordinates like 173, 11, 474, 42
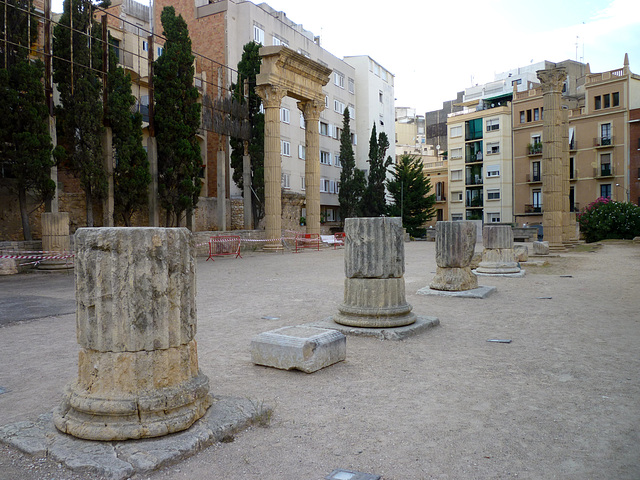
386, 154, 436, 237
361, 123, 392, 217
53, 0, 106, 227
230, 41, 265, 227
0, 0, 57, 240
154, 6, 201, 228
337, 107, 365, 222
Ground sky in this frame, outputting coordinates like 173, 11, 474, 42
51, 0, 640, 113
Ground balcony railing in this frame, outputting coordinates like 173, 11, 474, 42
570, 203, 580, 213
594, 165, 614, 177
465, 153, 483, 163
594, 136, 614, 147
436, 195, 447, 202
466, 197, 483, 208
528, 143, 543, 155
526, 173, 542, 183
466, 175, 483, 186
524, 204, 542, 214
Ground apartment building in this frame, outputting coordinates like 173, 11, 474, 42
512, 56, 640, 226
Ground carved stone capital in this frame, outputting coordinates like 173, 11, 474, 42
297, 99, 325, 122
537, 67, 567, 94
255, 84, 287, 108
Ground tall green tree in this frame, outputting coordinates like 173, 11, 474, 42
386, 154, 436, 237
106, 41, 150, 226
337, 107, 365, 222
361, 123, 392, 217
0, 0, 57, 240
230, 41, 264, 227
53, 0, 106, 227
154, 6, 202, 228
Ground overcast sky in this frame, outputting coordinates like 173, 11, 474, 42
51, 0, 640, 113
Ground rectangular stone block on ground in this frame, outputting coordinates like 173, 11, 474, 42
250, 326, 346, 373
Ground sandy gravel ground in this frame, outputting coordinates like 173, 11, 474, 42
0, 240, 639, 480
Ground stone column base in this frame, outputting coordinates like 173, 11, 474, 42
38, 259, 74, 271
53, 340, 212, 441
263, 242, 284, 252
430, 266, 478, 291
334, 277, 416, 328
476, 248, 520, 274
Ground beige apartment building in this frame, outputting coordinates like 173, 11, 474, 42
513, 56, 640, 227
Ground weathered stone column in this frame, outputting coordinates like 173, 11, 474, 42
476, 225, 520, 274
298, 99, 324, 235
147, 136, 159, 227
102, 127, 114, 227
53, 227, 212, 441
538, 67, 567, 252
256, 85, 287, 251
217, 147, 226, 231
333, 217, 416, 328
430, 221, 478, 291
243, 141, 252, 229
39, 212, 72, 270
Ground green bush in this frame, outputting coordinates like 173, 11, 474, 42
577, 197, 640, 243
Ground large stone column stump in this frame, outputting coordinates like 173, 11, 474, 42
39, 212, 73, 270
476, 225, 521, 274
333, 217, 416, 328
430, 221, 478, 291
53, 227, 212, 441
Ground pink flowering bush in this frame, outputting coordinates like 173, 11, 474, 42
577, 197, 640, 243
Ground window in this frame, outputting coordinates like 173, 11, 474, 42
600, 153, 611, 176
532, 189, 542, 209
334, 153, 341, 167
601, 123, 612, 144
527, 110, 532, 122
532, 161, 541, 182
594, 95, 601, 110
348, 104, 355, 120
325, 208, 336, 221
253, 25, 264, 44
533, 108, 540, 121
486, 118, 499, 132
600, 183, 611, 199
465, 118, 483, 140
348, 78, 355, 94
325, 95, 329, 108
487, 213, 501, 223
329, 180, 336, 194
613, 92, 620, 107
450, 125, 462, 138
604, 94, 610, 109
301, 176, 305, 190
379, 90, 383, 103
486, 165, 500, 177
570, 157, 575, 179
351, 133, 357, 145
333, 126, 341, 140
157, 46, 164, 57
298, 145, 306, 160
142, 40, 149, 52
451, 169, 463, 181
281, 173, 290, 189
334, 72, 345, 88
272, 36, 288, 47
320, 151, 331, 165
280, 107, 290, 124
435, 181, 445, 201
486, 142, 500, 155
487, 189, 500, 200
520, 111, 525, 124
512, 79, 522, 86
451, 213, 463, 221
300, 113, 305, 129
281, 140, 290, 156
452, 191, 463, 202
320, 122, 329, 136
334, 99, 345, 114
320, 178, 330, 192
450, 148, 463, 159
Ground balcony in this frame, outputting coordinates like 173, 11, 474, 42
595, 165, 614, 177
526, 173, 542, 183
528, 143, 543, 155
570, 203, 580, 213
436, 195, 447, 202
466, 197, 483, 208
594, 136, 614, 148
466, 175, 483, 186
524, 204, 542, 214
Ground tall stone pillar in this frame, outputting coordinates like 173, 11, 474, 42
333, 217, 416, 328
217, 148, 226, 231
48, 115, 59, 213
53, 228, 212, 440
538, 67, 567, 252
298, 100, 324, 235
256, 85, 287, 250
39, 212, 72, 270
243, 141, 252, 229
102, 127, 114, 227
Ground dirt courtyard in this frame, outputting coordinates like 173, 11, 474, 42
0, 240, 639, 480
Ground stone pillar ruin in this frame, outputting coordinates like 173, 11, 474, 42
333, 217, 416, 328
53, 227, 212, 441
430, 221, 478, 291
243, 142, 252, 229
39, 212, 72, 270
299, 100, 324, 235
538, 67, 567, 252
476, 225, 520, 274
256, 84, 287, 251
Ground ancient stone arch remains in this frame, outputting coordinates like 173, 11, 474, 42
255, 46, 332, 249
